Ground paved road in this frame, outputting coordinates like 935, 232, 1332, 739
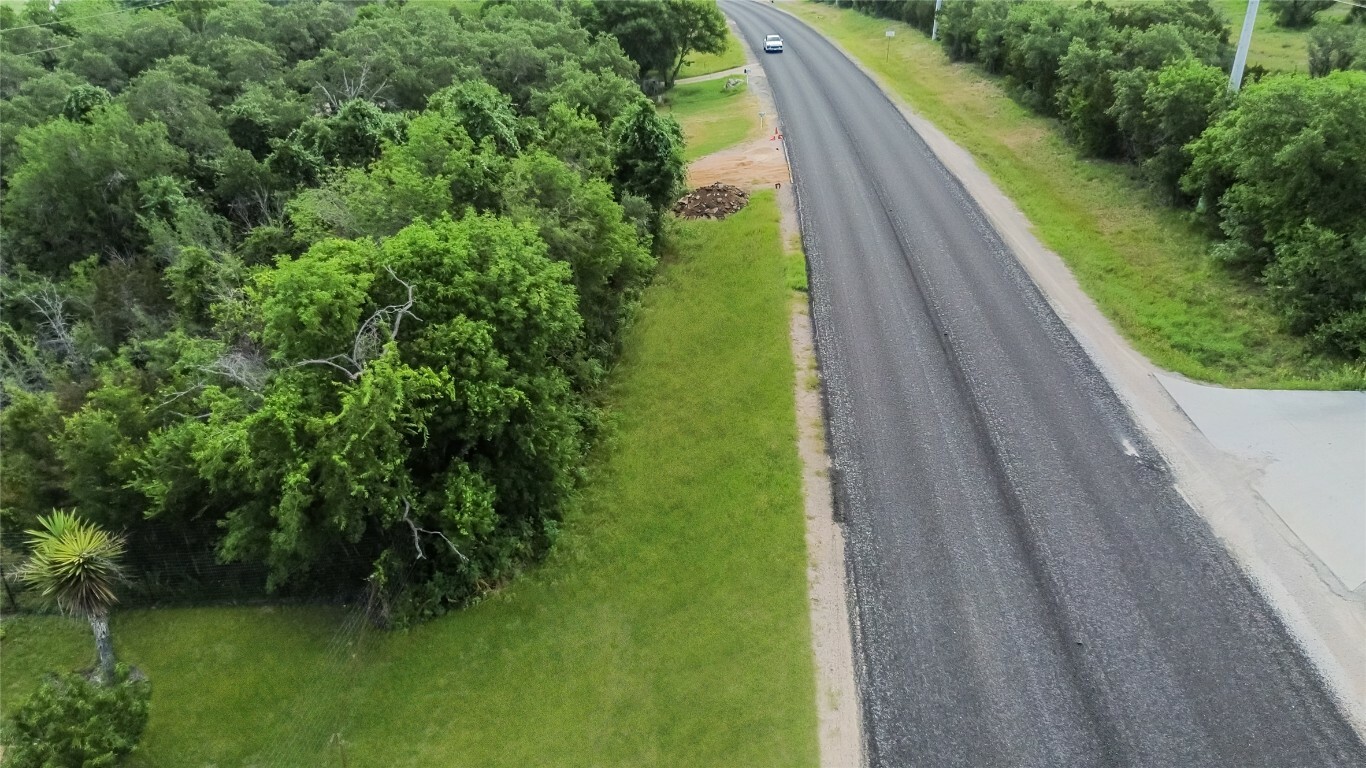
721, 2, 1366, 766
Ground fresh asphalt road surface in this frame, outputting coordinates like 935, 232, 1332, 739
722, 2, 1366, 766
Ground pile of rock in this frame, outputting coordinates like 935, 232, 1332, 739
672, 182, 749, 220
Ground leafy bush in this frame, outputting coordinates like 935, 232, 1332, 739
1110, 59, 1232, 200
1273, 0, 1335, 29
1265, 225, 1366, 356
610, 99, 686, 227
1186, 71, 1366, 352
3, 665, 151, 768
1307, 23, 1364, 76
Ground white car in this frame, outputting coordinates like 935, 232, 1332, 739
764, 34, 784, 53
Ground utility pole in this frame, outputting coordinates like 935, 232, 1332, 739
1230, 0, 1260, 92
931, 0, 945, 42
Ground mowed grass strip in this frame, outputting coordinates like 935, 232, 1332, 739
0, 192, 818, 767
787, 2, 1358, 388
679, 29, 748, 79
663, 78, 761, 162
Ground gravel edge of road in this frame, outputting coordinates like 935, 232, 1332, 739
761, 0, 1366, 738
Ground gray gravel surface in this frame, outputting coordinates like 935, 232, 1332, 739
721, 2, 1366, 766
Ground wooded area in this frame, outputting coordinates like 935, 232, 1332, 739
0, 0, 715, 624
827, 0, 1366, 361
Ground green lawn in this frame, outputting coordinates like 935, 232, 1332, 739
0, 192, 818, 766
679, 30, 747, 79
662, 78, 760, 161
1212, 0, 1351, 74
787, 2, 1361, 389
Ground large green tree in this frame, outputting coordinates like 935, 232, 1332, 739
573, 0, 728, 89
163, 214, 586, 618
119, 67, 231, 159
3, 105, 186, 274
610, 99, 685, 216
1307, 23, 1364, 76
660, 0, 728, 87
1273, 0, 1335, 29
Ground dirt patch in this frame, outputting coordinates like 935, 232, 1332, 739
687, 135, 792, 191
683, 37, 791, 194
672, 182, 750, 220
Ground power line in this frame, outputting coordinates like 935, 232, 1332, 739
8, 41, 75, 56
0, 0, 172, 35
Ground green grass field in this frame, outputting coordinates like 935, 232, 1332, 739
787, 2, 1361, 389
679, 29, 747, 79
663, 78, 760, 161
0, 191, 818, 766
1212, 0, 1352, 74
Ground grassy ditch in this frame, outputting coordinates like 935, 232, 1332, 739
786, 1, 1359, 388
663, 77, 761, 162
0, 192, 818, 767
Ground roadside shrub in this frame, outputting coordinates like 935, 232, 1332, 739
999, 1, 1112, 114
1186, 71, 1366, 268
935, 0, 983, 62
1273, 0, 1335, 29
1110, 59, 1231, 200
610, 99, 685, 223
3, 665, 151, 768
1307, 23, 1363, 75
1186, 71, 1366, 355
1057, 21, 1224, 160
1265, 225, 1366, 356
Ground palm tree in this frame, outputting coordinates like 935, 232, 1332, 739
20, 511, 127, 684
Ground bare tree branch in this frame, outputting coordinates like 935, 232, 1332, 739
317, 81, 339, 113
25, 287, 78, 364
152, 381, 206, 413
291, 354, 362, 380
202, 347, 271, 393
401, 499, 468, 563
351, 266, 419, 367
318, 62, 390, 112
285, 270, 418, 381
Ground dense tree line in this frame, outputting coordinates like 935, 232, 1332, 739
827, 0, 1366, 359
0, 0, 693, 623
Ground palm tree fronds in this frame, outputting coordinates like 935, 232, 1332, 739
20, 510, 127, 618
